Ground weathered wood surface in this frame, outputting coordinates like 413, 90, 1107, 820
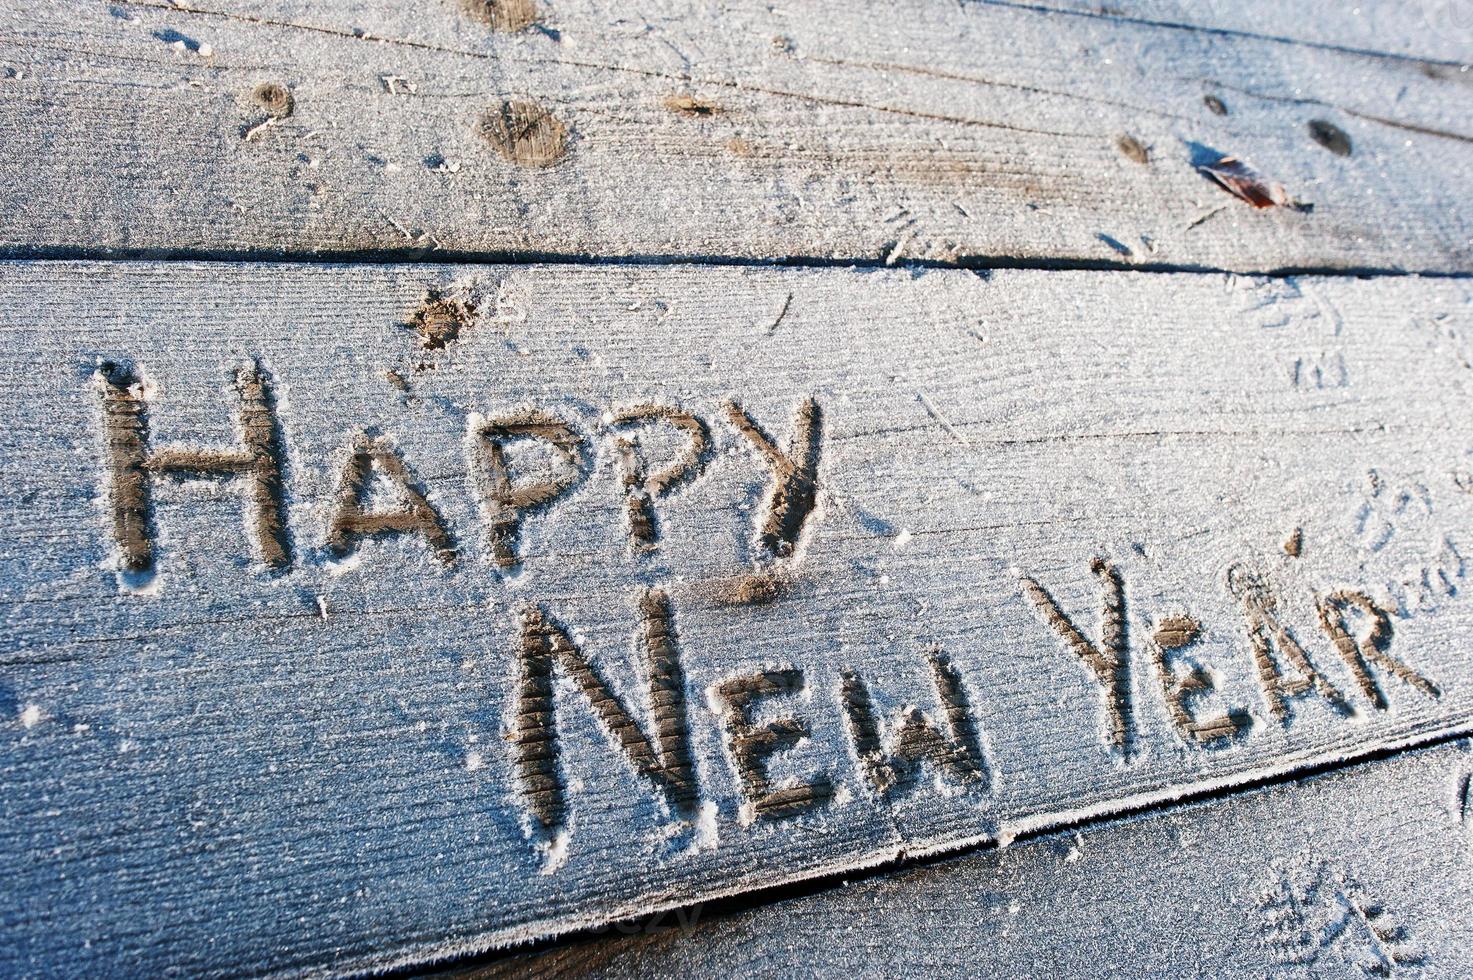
2, 260, 1473, 975
460, 738, 1473, 978
3, 1, 1472, 271
1017, 0, 1473, 63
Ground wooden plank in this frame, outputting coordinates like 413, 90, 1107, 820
458, 738, 1473, 978
1002, 0, 1473, 63
2, 260, 1473, 975
2, 1, 1471, 271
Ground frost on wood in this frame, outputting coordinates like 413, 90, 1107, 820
3, 0, 1473, 272
1, 261, 1471, 976
483, 741, 1473, 978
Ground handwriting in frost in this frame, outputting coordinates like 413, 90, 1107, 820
91, 358, 1447, 866
1021, 558, 1440, 752
97, 361, 290, 576
503, 588, 990, 856
94, 360, 822, 581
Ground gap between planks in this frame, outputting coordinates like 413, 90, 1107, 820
5, 247, 1473, 282
418, 721, 1473, 977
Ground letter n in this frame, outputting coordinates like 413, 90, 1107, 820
511, 589, 697, 838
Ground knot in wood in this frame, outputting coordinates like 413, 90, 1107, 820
479, 100, 568, 168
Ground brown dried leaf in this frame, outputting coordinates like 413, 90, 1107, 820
1196, 154, 1298, 210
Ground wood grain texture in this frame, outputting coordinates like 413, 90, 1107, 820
457, 738, 1473, 978
2, 260, 1473, 975
2, 1, 1472, 271
1003, 0, 1473, 63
